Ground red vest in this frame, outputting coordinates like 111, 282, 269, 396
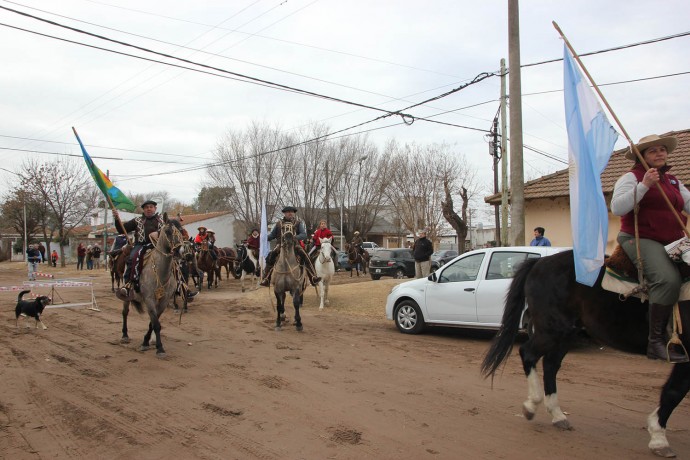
620, 163, 687, 244
313, 228, 333, 247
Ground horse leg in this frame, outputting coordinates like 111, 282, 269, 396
111, 272, 115, 292
324, 280, 330, 307
293, 290, 303, 332
519, 341, 544, 422
648, 363, 690, 457
318, 279, 325, 310
151, 312, 166, 357
240, 271, 246, 292
140, 322, 153, 351
120, 301, 131, 344
542, 347, 571, 430
275, 292, 285, 331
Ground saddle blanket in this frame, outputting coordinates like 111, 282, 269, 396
601, 268, 690, 302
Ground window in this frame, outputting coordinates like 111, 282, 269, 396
438, 253, 485, 283
486, 252, 541, 280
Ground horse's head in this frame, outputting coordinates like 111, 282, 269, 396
280, 221, 296, 249
235, 243, 246, 260
319, 237, 333, 262
179, 240, 196, 262
157, 214, 185, 257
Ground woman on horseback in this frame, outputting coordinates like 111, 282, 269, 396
260, 206, 321, 287
309, 219, 339, 269
611, 134, 690, 363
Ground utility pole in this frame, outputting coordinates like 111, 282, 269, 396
491, 116, 501, 246
508, 0, 525, 246
500, 58, 509, 246
325, 161, 330, 228
103, 169, 109, 269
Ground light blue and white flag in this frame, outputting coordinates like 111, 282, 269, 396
564, 44, 619, 286
259, 199, 269, 272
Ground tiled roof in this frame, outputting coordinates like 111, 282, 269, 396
485, 128, 690, 204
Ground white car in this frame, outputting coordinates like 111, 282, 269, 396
385, 246, 569, 334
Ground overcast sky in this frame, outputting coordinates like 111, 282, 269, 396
0, 0, 688, 221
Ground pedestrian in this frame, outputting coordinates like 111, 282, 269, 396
37, 242, 46, 264
50, 249, 59, 267
27, 243, 41, 280
530, 227, 552, 246
92, 243, 102, 269
77, 243, 86, 269
86, 245, 93, 270
412, 229, 434, 278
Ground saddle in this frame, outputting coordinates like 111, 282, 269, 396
130, 245, 152, 292
602, 245, 690, 300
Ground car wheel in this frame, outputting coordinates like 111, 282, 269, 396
370, 274, 381, 280
394, 268, 405, 279
394, 300, 425, 334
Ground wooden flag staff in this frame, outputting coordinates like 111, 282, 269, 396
553, 21, 690, 239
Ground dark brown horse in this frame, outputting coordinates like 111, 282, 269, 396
196, 241, 220, 289
217, 247, 239, 280
109, 245, 131, 292
346, 244, 369, 277
273, 221, 304, 331
481, 249, 690, 457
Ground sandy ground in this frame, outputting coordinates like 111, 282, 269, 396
1, 261, 689, 459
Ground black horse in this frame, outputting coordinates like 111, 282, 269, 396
481, 249, 690, 458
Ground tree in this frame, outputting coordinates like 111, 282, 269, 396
194, 186, 234, 213
18, 158, 99, 267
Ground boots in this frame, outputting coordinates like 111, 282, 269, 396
648, 304, 689, 363
259, 263, 273, 287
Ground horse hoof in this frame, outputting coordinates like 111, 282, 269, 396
275, 326, 282, 331
650, 446, 676, 458
553, 419, 573, 431
120, 337, 131, 344
319, 306, 324, 311
156, 352, 167, 359
296, 325, 304, 332
138, 345, 150, 352
522, 404, 535, 421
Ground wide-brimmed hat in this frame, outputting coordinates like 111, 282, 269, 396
626, 134, 678, 160
354, 231, 360, 235
141, 199, 157, 207
281, 205, 298, 213
197, 226, 207, 231
206, 229, 215, 234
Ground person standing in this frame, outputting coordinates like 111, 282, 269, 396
50, 249, 59, 267
412, 229, 434, 279
38, 242, 46, 264
611, 134, 690, 363
27, 244, 41, 280
85, 245, 93, 270
77, 243, 86, 269
530, 227, 552, 246
92, 243, 102, 269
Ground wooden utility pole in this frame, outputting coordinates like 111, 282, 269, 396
508, 0, 525, 246
325, 161, 330, 228
500, 58, 509, 246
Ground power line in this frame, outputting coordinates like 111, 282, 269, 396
0, 146, 204, 164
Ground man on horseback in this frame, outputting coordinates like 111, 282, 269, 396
351, 231, 365, 256
112, 199, 164, 301
309, 219, 339, 270
611, 134, 690, 363
259, 206, 321, 287
194, 226, 218, 261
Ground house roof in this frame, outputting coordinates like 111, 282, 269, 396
485, 128, 690, 205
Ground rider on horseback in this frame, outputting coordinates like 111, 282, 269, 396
309, 219, 339, 270
194, 226, 218, 261
113, 199, 164, 301
260, 206, 321, 287
351, 231, 365, 256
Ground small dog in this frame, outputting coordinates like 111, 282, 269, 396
15, 290, 51, 330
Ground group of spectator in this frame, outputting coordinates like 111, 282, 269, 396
76, 242, 102, 270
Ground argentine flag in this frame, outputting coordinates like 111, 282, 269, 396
563, 45, 619, 286
259, 199, 269, 272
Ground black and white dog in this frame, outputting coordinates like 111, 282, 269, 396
15, 290, 51, 330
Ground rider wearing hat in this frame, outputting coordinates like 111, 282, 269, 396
113, 199, 165, 301
194, 226, 217, 260
260, 206, 321, 287
611, 134, 690, 363
351, 230, 364, 256
309, 219, 339, 269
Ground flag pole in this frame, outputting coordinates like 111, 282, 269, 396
72, 127, 132, 246
553, 21, 690, 239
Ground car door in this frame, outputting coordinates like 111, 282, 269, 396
424, 252, 486, 323
475, 251, 542, 324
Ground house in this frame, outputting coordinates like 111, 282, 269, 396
485, 129, 690, 253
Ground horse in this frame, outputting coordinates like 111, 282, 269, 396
235, 244, 260, 292
314, 237, 336, 310
108, 245, 131, 292
273, 221, 304, 331
217, 247, 239, 280
173, 240, 200, 313
120, 215, 185, 358
346, 244, 369, 277
481, 249, 690, 458
196, 241, 220, 289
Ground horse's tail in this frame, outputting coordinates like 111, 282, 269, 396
481, 256, 540, 379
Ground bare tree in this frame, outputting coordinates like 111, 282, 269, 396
19, 158, 99, 266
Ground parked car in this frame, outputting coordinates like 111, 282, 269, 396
385, 246, 569, 334
337, 251, 352, 272
430, 249, 459, 272
361, 241, 382, 253
369, 248, 416, 280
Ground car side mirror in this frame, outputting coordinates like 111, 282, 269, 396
428, 272, 437, 282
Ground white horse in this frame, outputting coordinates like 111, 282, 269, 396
314, 238, 336, 310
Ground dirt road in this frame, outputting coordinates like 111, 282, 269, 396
1, 262, 688, 459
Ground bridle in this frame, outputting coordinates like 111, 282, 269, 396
154, 222, 185, 258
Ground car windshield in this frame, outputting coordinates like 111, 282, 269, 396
376, 250, 395, 259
